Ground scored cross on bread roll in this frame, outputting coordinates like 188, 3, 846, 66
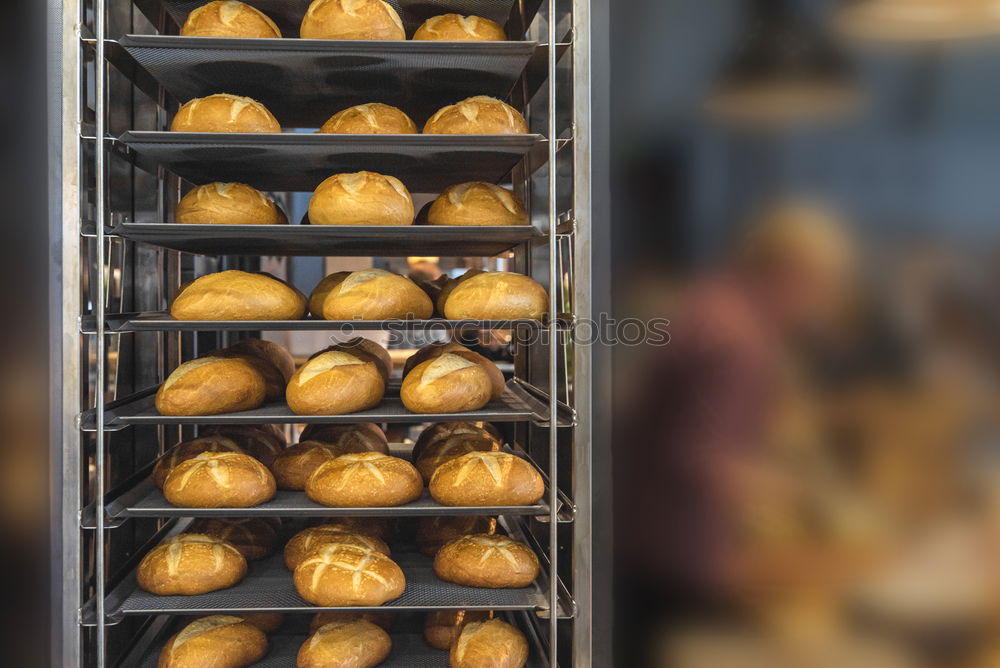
424, 96, 528, 135
170, 93, 281, 133
451, 618, 529, 668
293, 543, 406, 606
434, 534, 540, 588
404, 342, 505, 400
414, 14, 506, 41
156, 357, 267, 416
438, 269, 548, 320
163, 452, 277, 508
319, 103, 416, 135
138, 534, 247, 595
158, 615, 268, 668
401, 353, 495, 414
427, 182, 529, 226
151, 436, 244, 488
300, 0, 405, 40
181, 1, 281, 38
188, 517, 280, 561
177, 182, 287, 225
297, 620, 392, 668
429, 451, 544, 506
284, 524, 391, 570
305, 452, 423, 507
310, 269, 432, 320
286, 347, 386, 415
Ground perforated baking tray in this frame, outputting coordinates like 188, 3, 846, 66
119, 36, 537, 128
118, 132, 546, 193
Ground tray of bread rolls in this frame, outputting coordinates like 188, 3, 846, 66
118, 132, 546, 192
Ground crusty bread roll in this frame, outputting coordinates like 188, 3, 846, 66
310, 610, 394, 633
413, 422, 501, 462
163, 452, 277, 508
416, 516, 498, 557
293, 544, 406, 606
424, 610, 492, 650
284, 525, 391, 570
451, 618, 528, 668
434, 534, 539, 588
286, 348, 386, 415
424, 96, 528, 135
181, 1, 281, 38
297, 620, 391, 668
310, 269, 433, 320
156, 357, 267, 416
206, 424, 286, 467
170, 94, 281, 133
177, 183, 287, 225
189, 517, 280, 561
306, 452, 423, 507
235, 612, 284, 633
216, 338, 296, 383
308, 516, 393, 542
438, 269, 548, 320
401, 354, 495, 414
271, 441, 343, 490
300, 0, 405, 40
152, 436, 244, 488
209, 351, 286, 402
404, 342, 505, 400
138, 534, 247, 595
330, 337, 393, 381
427, 182, 528, 226
415, 434, 500, 483
308, 172, 414, 226
414, 14, 506, 41
319, 103, 416, 135
299, 422, 389, 454
171, 270, 307, 321
429, 451, 544, 506
158, 615, 267, 668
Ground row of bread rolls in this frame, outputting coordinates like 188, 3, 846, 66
184, 0, 509, 42
170, 268, 547, 321
157, 612, 528, 668
171, 94, 527, 135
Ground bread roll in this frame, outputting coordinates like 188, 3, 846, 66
235, 612, 284, 633
209, 350, 286, 402
297, 620, 392, 668
424, 96, 528, 135
416, 516, 497, 557
308, 172, 414, 226
413, 422, 501, 462
451, 619, 528, 668
216, 338, 296, 383
177, 183, 287, 225
300, 423, 389, 454
311, 269, 433, 320
170, 94, 281, 133
404, 343, 505, 400
157, 615, 267, 668
428, 182, 528, 226
401, 354, 494, 414
286, 348, 386, 415
434, 534, 539, 588
207, 424, 286, 467
414, 14, 506, 41
152, 436, 243, 488
438, 270, 547, 320
306, 452, 423, 507
308, 516, 394, 542
415, 434, 500, 483
181, 1, 281, 38
300, 0, 405, 40
163, 452, 277, 508
319, 103, 416, 135
171, 270, 307, 321
284, 525, 391, 570
271, 441, 343, 490
189, 517, 280, 560
138, 534, 247, 595
156, 357, 267, 416
329, 337, 393, 381
310, 610, 394, 633
424, 610, 492, 650
293, 544, 406, 606
429, 452, 544, 506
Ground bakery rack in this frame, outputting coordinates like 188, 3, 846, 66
56, 0, 600, 665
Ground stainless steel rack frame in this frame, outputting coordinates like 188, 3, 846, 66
54, 0, 604, 665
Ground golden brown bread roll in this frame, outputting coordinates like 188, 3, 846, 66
286, 348, 386, 415
319, 103, 416, 134
206, 424, 287, 467
424, 96, 528, 135
158, 615, 267, 668
300, 422, 389, 454
451, 618, 528, 668
235, 612, 284, 633
138, 534, 247, 595
329, 337, 393, 381
156, 357, 267, 416
310, 610, 394, 633
415, 434, 501, 483
404, 343, 505, 400
401, 354, 494, 414
293, 544, 406, 606
181, 1, 281, 38
434, 534, 539, 588
310, 269, 433, 320
308, 171, 414, 226
177, 182, 287, 225
209, 351, 286, 402
171, 270, 307, 321
308, 516, 394, 541
438, 269, 548, 320
428, 182, 528, 226
416, 516, 498, 557
424, 610, 492, 650
170, 94, 281, 133
297, 620, 392, 668
413, 14, 506, 41
163, 452, 277, 508
284, 525, 391, 570
413, 422, 501, 462
429, 451, 544, 506
151, 436, 244, 488
300, 0, 405, 40
189, 517, 280, 561
271, 441, 344, 490
306, 452, 423, 507
216, 338, 296, 383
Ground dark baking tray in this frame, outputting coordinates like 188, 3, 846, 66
118, 132, 545, 193
109, 221, 541, 256
119, 36, 537, 128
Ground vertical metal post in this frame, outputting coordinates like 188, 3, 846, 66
547, 0, 560, 665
